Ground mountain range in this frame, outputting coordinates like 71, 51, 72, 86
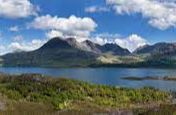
1, 37, 176, 68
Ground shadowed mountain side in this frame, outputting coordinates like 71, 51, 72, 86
0, 37, 132, 67
1, 38, 98, 67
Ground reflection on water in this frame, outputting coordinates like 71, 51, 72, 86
0, 67, 176, 91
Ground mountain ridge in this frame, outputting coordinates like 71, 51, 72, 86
134, 42, 176, 55
1, 37, 176, 68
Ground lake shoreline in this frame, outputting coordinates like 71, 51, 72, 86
122, 76, 176, 81
1, 67, 176, 91
0, 73, 173, 114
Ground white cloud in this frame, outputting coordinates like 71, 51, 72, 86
85, 6, 110, 13
155, 0, 176, 2
46, 30, 63, 39
13, 35, 23, 42
45, 30, 89, 42
94, 33, 122, 39
91, 33, 147, 52
9, 42, 24, 52
0, 35, 46, 54
0, 0, 38, 18
0, 45, 6, 55
29, 15, 97, 38
9, 26, 19, 32
106, 0, 176, 30
9, 39, 46, 52
0, 32, 2, 40
91, 33, 119, 45
31, 39, 46, 49
93, 36, 108, 45
114, 34, 147, 52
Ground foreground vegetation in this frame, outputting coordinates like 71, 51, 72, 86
0, 74, 172, 114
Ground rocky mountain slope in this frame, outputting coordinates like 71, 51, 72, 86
0, 37, 131, 67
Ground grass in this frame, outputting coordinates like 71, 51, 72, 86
97, 53, 145, 64
0, 74, 172, 113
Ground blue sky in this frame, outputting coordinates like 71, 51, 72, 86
0, 0, 176, 54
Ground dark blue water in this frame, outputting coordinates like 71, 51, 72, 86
0, 67, 176, 91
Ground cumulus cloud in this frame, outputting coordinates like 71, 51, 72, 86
9, 26, 19, 32
85, 6, 110, 13
0, 0, 38, 18
0, 39, 45, 55
13, 35, 23, 42
0, 32, 2, 40
0, 35, 46, 54
155, 0, 176, 2
45, 30, 89, 42
0, 45, 6, 55
9, 39, 46, 52
93, 37, 108, 45
29, 15, 97, 38
91, 34, 147, 52
45, 30, 63, 39
94, 33, 122, 39
114, 34, 147, 52
91, 33, 120, 45
106, 0, 176, 30
9, 42, 25, 52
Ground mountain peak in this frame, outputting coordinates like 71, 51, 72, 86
66, 38, 77, 43
65, 38, 81, 48
38, 37, 72, 51
82, 40, 102, 53
84, 39, 94, 44
101, 43, 131, 55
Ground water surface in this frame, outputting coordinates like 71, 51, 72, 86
0, 67, 176, 91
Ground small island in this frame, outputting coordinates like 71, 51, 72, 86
122, 76, 176, 81
0, 74, 173, 114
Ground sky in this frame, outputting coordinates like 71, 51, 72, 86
1, 0, 176, 54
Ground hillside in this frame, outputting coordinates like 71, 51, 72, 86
134, 42, 176, 55
1, 38, 98, 67
0, 37, 132, 68
0, 74, 171, 114
1, 38, 176, 68
134, 42, 176, 67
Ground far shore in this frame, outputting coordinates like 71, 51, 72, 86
122, 76, 176, 81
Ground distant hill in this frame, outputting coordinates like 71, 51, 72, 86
134, 42, 176, 55
91, 42, 176, 68
134, 42, 176, 68
100, 43, 130, 56
1, 37, 98, 67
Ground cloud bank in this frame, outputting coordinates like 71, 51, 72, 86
29, 15, 97, 38
114, 34, 147, 52
93, 34, 147, 52
0, 0, 38, 18
85, 6, 110, 13
106, 0, 176, 30
9, 38, 45, 53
